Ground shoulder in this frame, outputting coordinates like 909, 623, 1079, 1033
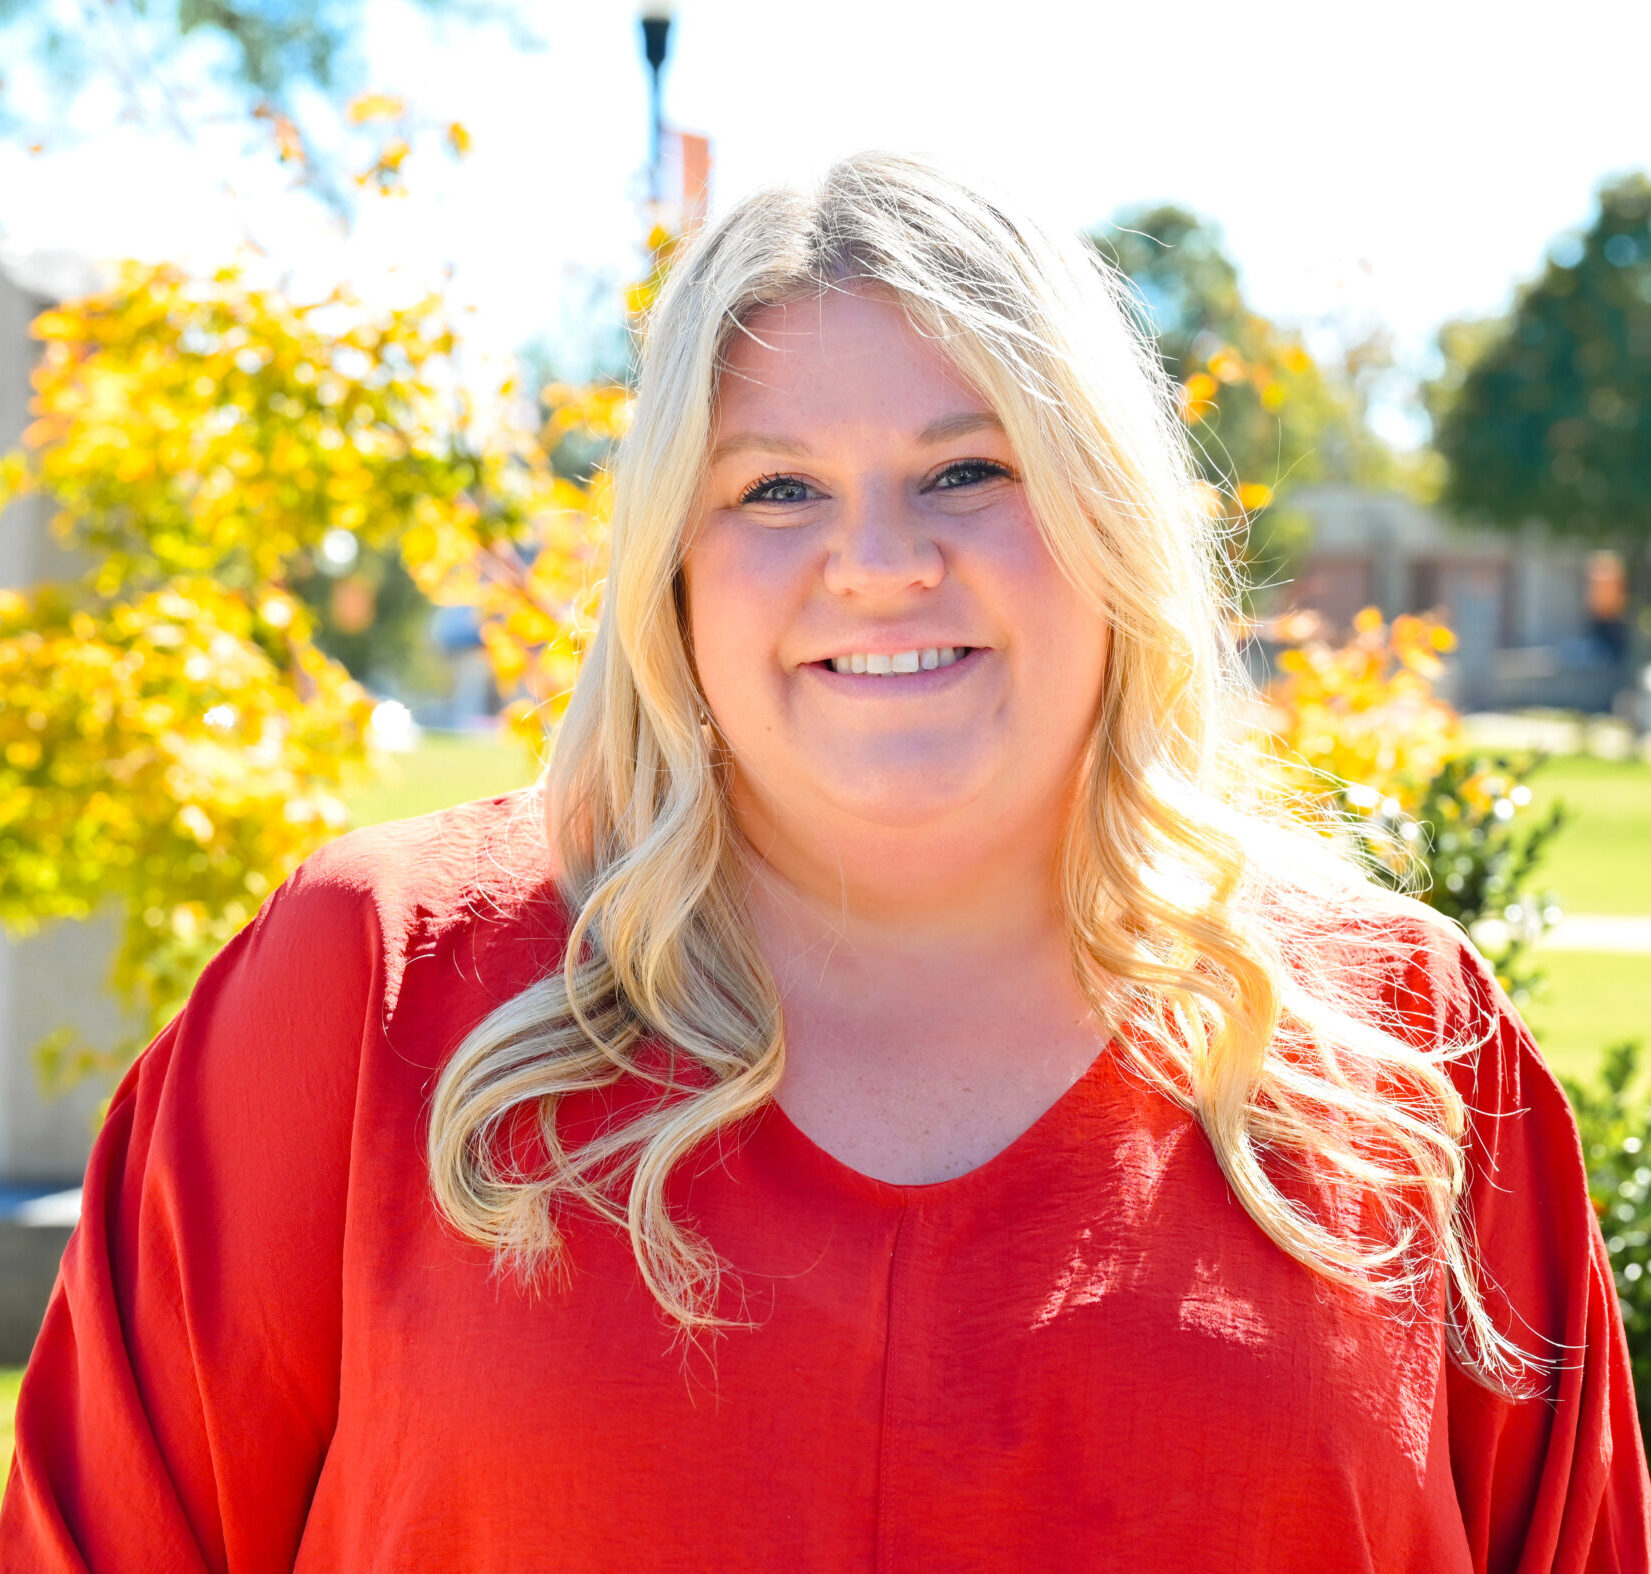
1353, 894, 1556, 1116
62, 790, 571, 1399
283, 786, 558, 936
127, 789, 564, 1113
1314, 892, 1588, 1233
1255, 875, 1502, 1051
1254, 878, 1569, 1142
251, 787, 564, 1010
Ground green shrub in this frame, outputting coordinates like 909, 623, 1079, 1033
1562, 1042, 1651, 1435
1337, 750, 1568, 1010
1406, 752, 1569, 1009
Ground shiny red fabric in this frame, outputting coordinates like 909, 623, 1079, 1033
2, 794, 1647, 1571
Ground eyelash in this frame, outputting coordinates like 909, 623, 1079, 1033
736, 457, 1015, 506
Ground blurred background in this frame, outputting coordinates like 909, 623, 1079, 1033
0, 0, 1649, 1440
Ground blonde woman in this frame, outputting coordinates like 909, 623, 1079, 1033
4, 154, 1647, 1571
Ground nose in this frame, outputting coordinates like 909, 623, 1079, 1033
820, 482, 945, 599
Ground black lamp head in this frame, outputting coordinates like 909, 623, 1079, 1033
640, 5, 672, 72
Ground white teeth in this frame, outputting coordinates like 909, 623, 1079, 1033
826, 646, 970, 676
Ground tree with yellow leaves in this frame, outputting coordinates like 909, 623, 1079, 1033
1093, 205, 1392, 592
0, 260, 607, 1077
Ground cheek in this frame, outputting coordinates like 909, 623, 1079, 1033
681, 522, 802, 719
980, 550, 1110, 795
1043, 588, 1110, 710
982, 518, 1110, 719
1027, 607, 1110, 776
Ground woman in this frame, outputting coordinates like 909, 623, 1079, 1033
3, 154, 1646, 1571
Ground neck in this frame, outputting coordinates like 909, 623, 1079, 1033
731, 790, 1072, 975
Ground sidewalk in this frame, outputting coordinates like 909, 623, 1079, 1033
1541, 915, 1651, 953
1464, 712, 1651, 762
0, 1188, 78, 1363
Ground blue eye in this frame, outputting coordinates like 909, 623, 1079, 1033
739, 472, 814, 505
736, 459, 1013, 506
929, 459, 1014, 490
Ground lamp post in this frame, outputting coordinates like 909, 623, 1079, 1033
639, 4, 673, 207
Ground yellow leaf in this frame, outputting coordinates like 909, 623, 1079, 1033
253, 104, 307, 166
29, 310, 83, 341
1207, 348, 1244, 384
348, 93, 405, 124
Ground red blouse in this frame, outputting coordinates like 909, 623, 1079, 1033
2, 793, 1646, 1571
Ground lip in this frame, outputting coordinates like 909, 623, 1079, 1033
799, 645, 994, 693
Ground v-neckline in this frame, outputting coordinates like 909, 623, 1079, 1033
759, 1036, 1120, 1206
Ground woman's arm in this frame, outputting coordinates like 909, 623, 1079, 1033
0, 858, 380, 1571
1435, 936, 1651, 1572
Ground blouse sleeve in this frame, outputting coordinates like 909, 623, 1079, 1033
0, 854, 382, 1572
1432, 934, 1651, 1572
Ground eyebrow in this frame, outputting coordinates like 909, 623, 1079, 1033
709, 410, 1004, 463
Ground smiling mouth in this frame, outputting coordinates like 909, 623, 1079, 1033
817, 645, 977, 676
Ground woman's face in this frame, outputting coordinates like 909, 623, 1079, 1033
682, 288, 1109, 857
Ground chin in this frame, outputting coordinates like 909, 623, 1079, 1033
806, 745, 998, 830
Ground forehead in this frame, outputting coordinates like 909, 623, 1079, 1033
713, 288, 989, 435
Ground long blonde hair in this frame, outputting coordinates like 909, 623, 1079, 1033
428, 152, 1534, 1391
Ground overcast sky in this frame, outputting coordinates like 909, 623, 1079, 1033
2, 0, 1648, 443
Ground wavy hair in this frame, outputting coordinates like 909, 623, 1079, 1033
427, 152, 1536, 1392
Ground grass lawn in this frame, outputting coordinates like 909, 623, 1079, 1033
344, 730, 538, 829
0, 1367, 21, 1472
1514, 755, 1650, 1090
1526, 949, 1650, 1090
1525, 755, 1651, 916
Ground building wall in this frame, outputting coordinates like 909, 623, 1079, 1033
0, 265, 52, 585
1284, 485, 1621, 714
0, 262, 126, 1185
0, 918, 128, 1184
